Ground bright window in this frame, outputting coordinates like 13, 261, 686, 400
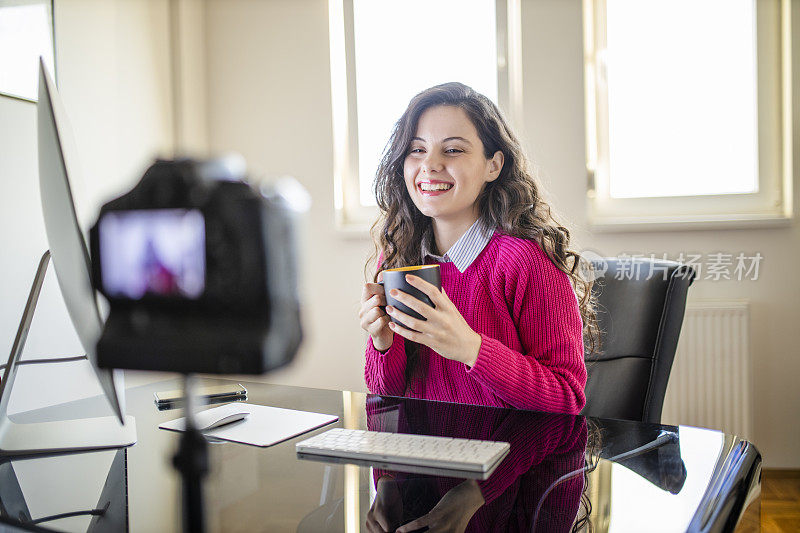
584, 0, 792, 229
330, 0, 522, 229
353, 0, 498, 206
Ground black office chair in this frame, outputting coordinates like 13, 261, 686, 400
580, 258, 696, 424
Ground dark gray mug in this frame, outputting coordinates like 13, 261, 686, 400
380, 264, 441, 330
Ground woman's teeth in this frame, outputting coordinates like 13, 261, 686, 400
419, 182, 453, 191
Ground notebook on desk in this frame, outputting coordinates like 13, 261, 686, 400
159, 403, 339, 447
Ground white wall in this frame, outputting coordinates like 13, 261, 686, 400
203, 0, 373, 391
203, 0, 800, 469
0, 0, 174, 413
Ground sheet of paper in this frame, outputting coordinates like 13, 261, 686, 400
159, 403, 339, 447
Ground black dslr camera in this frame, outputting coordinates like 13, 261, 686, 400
89, 158, 302, 375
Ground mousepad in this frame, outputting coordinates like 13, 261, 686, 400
159, 402, 339, 447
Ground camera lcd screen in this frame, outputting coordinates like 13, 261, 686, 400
99, 209, 206, 299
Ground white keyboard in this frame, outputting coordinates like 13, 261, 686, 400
296, 428, 510, 474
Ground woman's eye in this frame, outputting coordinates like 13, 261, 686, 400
409, 147, 425, 154
445, 148, 464, 154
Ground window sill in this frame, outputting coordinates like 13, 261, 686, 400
336, 213, 795, 236
589, 213, 794, 233
334, 221, 373, 239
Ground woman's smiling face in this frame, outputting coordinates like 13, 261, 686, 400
403, 105, 503, 226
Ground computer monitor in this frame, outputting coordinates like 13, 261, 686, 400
0, 59, 135, 455
35, 58, 126, 422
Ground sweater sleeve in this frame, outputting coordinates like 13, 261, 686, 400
466, 240, 587, 414
364, 251, 409, 396
364, 334, 408, 396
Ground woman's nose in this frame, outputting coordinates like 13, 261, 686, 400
421, 152, 444, 174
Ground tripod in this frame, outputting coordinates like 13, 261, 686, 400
172, 375, 208, 533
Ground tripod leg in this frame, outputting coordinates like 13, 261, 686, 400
173, 375, 209, 533
173, 427, 208, 533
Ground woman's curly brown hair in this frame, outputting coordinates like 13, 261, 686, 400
367, 82, 599, 384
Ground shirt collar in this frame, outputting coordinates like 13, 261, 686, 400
422, 219, 495, 273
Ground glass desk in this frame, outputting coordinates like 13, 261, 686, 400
0, 378, 761, 532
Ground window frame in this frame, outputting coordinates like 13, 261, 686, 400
583, 0, 793, 231
329, 0, 523, 232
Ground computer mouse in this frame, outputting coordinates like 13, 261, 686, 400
200, 411, 249, 431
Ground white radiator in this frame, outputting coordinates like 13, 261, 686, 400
661, 301, 752, 439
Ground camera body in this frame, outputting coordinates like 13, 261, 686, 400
90, 158, 302, 374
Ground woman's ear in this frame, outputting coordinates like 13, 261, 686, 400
486, 150, 504, 182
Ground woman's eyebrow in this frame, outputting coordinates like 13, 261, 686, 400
442, 136, 472, 145
411, 136, 473, 145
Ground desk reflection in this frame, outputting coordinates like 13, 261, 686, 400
0, 448, 127, 532
364, 396, 588, 533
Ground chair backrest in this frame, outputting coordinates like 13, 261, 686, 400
581, 258, 695, 424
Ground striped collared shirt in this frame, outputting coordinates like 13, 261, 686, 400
422, 219, 495, 273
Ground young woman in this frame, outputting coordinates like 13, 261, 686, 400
358, 82, 596, 415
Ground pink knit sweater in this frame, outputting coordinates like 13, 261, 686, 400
364, 233, 587, 414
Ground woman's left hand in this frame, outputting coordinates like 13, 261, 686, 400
386, 274, 482, 367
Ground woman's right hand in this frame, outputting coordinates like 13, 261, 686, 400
365, 475, 403, 533
360, 282, 393, 352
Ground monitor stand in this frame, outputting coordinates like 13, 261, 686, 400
0, 251, 136, 456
